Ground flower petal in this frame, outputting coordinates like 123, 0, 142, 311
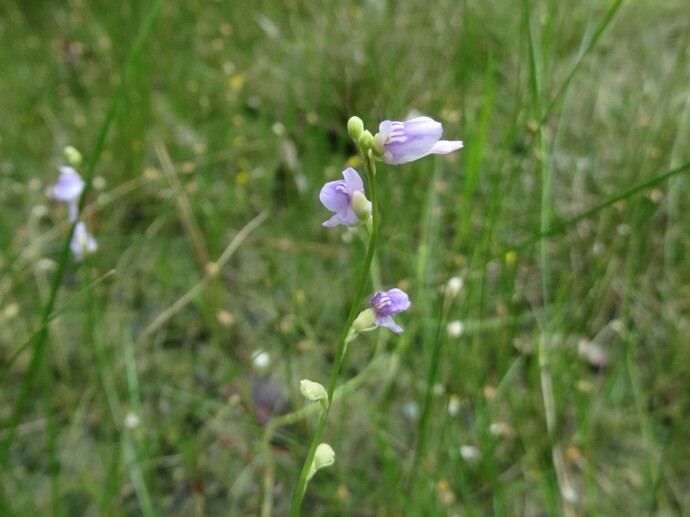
342, 167, 364, 193
430, 140, 464, 155
374, 315, 404, 334
319, 180, 350, 212
370, 288, 411, 316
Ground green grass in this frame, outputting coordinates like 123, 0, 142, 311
2, 0, 690, 515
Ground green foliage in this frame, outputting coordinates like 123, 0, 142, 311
1, 0, 689, 514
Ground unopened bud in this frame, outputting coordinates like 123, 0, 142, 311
300, 379, 328, 403
352, 308, 376, 333
307, 443, 335, 480
358, 130, 374, 152
372, 133, 384, 157
64, 146, 83, 167
351, 191, 372, 222
347, 116, 364, 142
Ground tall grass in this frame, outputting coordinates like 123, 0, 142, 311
1, 0, 689, 514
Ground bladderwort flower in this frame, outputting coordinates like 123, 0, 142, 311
54, 166, 85, 222
370, 288, 411, 333
351, 288, 411, 338
319, 167, 371, 227
373, 116, 463, 165
70, 221, 98, 262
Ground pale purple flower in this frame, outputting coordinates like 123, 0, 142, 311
70, 221, 97, 262
319, 167, 371, 227
54, 166, 85, 222
376, 116, 463, 165
370, 288, 411, 334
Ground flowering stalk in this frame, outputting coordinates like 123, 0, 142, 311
290, 141, 379, 516
290, 114, 461, 514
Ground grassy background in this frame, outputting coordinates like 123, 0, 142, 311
2, 0, 689, 515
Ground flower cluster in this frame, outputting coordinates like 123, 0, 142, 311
52, 148, 97, 262
319, 114, 462, 338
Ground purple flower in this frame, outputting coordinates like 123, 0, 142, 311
54, 166, 85, 222
319, 167, 371, 227
375, 116, 463, 165
70, 221, 97, 262
370, 288, 411, 334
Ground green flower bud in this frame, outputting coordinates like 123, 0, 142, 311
372, 133, 384, 157
352, 308, 376, 333
351, 190, 372, 222
307, 443, 335, 481
347, 116, 364, 142
64, 146, 83, 167
300, 379, 328, 403
358, 130, 374, 152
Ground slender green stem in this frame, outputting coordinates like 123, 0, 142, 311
290, 152, 379, 516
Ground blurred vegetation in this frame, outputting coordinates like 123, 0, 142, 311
1, 0, 689, 515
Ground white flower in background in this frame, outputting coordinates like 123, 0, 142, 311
446, 320, 464, 338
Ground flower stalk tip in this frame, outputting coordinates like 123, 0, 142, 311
347, 116, 364, 142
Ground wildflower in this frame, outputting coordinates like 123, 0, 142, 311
54, 166, 85, 222
70, 221, 97, 262
369, 288, 411, 334
373, 116, 463, 165
319, 167, 371, 227
307, 443, 335, 481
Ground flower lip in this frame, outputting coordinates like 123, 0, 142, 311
376, 116, 463, 165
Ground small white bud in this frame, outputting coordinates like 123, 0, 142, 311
251, 350, 271, 369
446, 320, 464, 338
446, 276, 464, 297
460, 445, 481, 462
124, 412, 140, 429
